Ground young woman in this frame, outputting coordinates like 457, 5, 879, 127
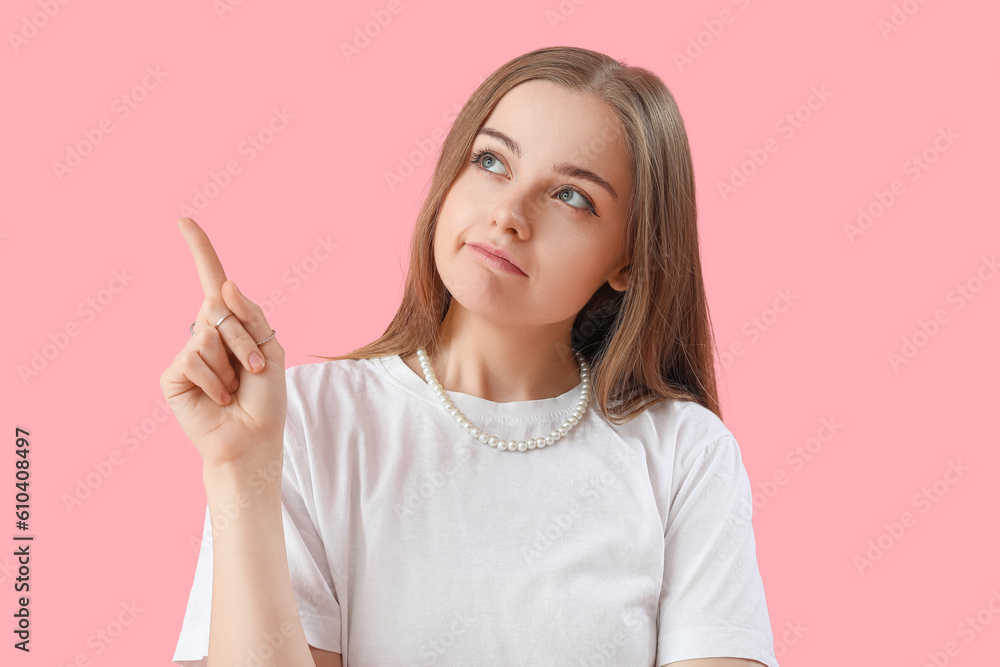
165, 46, 778, 667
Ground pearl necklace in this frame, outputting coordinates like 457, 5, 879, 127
415, 348, 591, 452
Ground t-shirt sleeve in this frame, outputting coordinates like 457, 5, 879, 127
171, 373, 342, 665
655, 434, 779, 667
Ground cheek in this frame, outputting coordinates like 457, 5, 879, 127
438, 178, 480, 227
539, 236, 606, 287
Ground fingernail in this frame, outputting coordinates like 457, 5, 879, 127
230, 377, 239, 392
221, 389, 231, 404
249, 352, 265, 371
232, 281, 243, 297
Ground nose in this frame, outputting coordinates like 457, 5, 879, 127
490, 182, 544, 237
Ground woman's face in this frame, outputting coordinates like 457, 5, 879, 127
434, 79, 633, 330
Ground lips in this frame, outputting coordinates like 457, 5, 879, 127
466, 242, 526, 276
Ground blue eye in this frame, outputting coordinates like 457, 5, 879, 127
469, 147, 599, 217
470, 149, 507, 175
556, 187, 597, 215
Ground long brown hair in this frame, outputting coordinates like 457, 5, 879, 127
312, 46, 722, 425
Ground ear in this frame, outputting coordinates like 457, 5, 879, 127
608, 262, 631, 292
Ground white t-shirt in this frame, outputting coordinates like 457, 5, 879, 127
172, 354, 778, 667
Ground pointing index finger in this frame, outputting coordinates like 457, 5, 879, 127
179, 217, 227, 297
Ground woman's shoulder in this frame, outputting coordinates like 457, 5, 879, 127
284, 356, 390, 402
634, 395, 737, 468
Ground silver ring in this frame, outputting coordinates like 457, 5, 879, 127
189, 313, 234, 337
256, 329, 276, 346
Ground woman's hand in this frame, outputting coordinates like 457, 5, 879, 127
160, 217, 287, 470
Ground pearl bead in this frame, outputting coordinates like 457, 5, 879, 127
416, 348, 591, 453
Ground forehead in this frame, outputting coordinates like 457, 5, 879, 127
481, 80, 632, 182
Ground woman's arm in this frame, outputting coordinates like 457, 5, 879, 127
203, 448, 322, 667
310, 645, 343, 666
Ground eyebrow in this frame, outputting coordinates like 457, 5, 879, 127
475, 127, 619, 200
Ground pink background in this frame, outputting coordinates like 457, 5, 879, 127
3, 0, 998, 665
